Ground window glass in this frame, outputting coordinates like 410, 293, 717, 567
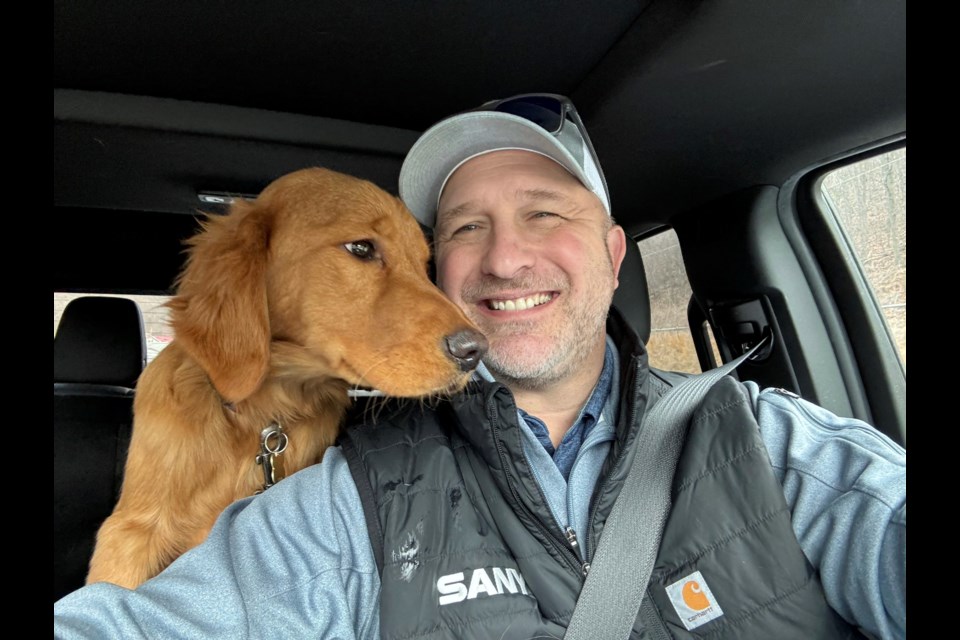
820, 148, 906, 366
637, 229, 703, 373
54, 292, 174, 363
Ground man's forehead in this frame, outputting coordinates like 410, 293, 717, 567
436, 151, 592, 222
439, 187, 576, 222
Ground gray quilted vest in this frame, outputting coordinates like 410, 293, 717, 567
340, 317, 863, 639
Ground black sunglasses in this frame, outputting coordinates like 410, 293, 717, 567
474, 93, 609, 209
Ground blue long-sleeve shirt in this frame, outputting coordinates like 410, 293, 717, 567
54, 341, 906, 639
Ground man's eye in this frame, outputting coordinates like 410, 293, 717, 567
452, 224, 480, 235
529, 211, 564, 225
344, 240, 377, 260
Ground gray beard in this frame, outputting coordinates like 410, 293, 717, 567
479, 303, 610, 391
457, 236, 616, 391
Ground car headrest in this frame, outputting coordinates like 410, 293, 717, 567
54, 296, 146, 387
612, 238, 651, 345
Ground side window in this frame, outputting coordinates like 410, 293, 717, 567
637, 229, 717, 373
54, 292, 174, 363
820, 148, 906, 367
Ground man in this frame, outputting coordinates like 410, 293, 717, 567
54, 95, 906, 639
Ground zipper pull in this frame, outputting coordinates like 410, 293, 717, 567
564, 526, 579, 550
565, 526, 590, 576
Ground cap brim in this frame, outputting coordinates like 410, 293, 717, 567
399, 111, 597, 228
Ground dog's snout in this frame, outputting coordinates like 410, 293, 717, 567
445, 329, 488, 372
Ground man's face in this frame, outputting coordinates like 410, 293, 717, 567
434, 150, 626, 390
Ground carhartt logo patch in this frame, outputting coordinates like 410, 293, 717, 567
666, 571, 724, 630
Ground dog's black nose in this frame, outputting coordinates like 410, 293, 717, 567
445, 329, 488, 372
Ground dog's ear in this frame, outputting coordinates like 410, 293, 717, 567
169, 201, 272, 403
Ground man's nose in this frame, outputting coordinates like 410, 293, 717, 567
480, 225, 535, 279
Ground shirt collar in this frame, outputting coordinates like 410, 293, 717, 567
578, 338, 615, 428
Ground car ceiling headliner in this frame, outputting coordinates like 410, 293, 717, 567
54, 0, 905, 270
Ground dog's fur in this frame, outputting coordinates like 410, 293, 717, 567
86, 168, 482, 589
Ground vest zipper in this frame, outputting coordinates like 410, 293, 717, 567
584, 355, 641, 563
564, 527, 591, 577
583, 434, 628, 565
487, 394, 586, 580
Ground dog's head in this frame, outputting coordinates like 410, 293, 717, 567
169, 168, 486, 403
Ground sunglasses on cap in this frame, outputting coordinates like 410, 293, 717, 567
474, 93, 610, 206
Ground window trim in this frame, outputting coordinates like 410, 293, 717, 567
778, 138, 906, 445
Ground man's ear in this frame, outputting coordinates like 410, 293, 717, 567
606, 223, 628, 289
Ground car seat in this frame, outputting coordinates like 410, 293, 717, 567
53, 296, 146, 601
612, 237, 651, 345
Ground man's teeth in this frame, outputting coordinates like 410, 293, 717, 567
487, 294, 553, 311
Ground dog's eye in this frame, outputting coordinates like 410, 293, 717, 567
344, 240, 377, 260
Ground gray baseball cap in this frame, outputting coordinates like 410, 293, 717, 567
399, 95, 611, 228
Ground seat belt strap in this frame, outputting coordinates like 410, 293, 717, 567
564, 339, 765, 639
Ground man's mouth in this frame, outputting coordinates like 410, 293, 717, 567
484, 293, 554, 311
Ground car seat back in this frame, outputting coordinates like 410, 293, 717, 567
612, 237, 651, 345
54, 296, 146, 601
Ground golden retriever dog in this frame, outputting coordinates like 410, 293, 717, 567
85, 167, 487, 589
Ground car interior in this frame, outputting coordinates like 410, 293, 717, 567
54, 0, 906, 603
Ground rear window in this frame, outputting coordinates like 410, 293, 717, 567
54, 292, 174, 363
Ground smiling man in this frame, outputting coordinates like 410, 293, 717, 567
434, 149, 625, 440
54, 95, 906, 640
342, 95, 903, 639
